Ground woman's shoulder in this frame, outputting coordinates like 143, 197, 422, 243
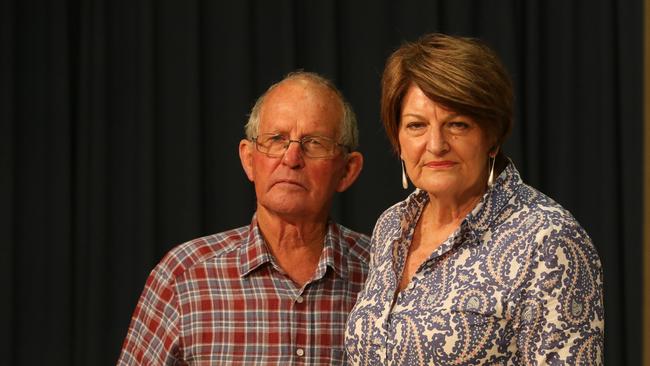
511, 183, 581, 226
374, 189, 427, 234
501, 182, 597, 257
371, 201, 404, 244
489, 181, 602, 292
494, 163, 587, 233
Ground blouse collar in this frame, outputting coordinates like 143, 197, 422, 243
397, 160, 522, 240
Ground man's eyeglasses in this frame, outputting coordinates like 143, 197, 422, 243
252, 133, 349, 159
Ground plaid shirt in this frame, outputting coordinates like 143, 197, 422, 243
117, 216, 370, 365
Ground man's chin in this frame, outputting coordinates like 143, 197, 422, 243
260, 198, 309, 216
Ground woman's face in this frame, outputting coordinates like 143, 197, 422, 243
398, 84, 493, 200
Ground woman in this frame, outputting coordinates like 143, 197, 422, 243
345, 34, 603, 365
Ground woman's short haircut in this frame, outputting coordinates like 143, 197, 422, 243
245, 71, 359, 151
381, 33, 513, 155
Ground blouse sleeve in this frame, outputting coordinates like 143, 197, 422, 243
514, 222, 604, 365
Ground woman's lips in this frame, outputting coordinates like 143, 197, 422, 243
424, 161, 456, 168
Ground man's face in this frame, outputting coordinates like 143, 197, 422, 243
240, 78, 361, 222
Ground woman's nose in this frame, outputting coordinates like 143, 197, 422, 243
427, 129, 450, 154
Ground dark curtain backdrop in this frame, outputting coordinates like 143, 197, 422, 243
0, 0, 642, 365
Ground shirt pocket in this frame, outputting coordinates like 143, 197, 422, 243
450, 305, 496, 326
447, 292, 505, 328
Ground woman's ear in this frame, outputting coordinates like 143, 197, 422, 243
488, 145, 500, 158
336, 151, 364, 192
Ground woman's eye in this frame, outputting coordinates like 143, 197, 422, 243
448, 121, 469, 130
405, 122, 426, 130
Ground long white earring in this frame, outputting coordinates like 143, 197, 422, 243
401, 160, 408, 189
487, 156, 496, 188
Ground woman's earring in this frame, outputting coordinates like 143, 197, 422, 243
401, 160, 408, 189
487, 155, 496, 188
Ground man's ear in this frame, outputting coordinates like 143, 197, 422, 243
336, 151, 364, 192
239, 139, 255, 182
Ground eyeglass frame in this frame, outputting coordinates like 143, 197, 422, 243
251, 133, 351, 159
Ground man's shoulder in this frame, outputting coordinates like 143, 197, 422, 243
154, 225, 250, 282
333, 222, 371, 262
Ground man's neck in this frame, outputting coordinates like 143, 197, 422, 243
256, 207, 328, 287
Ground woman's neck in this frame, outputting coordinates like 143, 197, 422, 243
425, 188, 484, 227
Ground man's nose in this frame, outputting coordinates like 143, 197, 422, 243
281, 140, 305, 167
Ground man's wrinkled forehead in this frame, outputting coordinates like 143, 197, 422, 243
258, 78, 343, 135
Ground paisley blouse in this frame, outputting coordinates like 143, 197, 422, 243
345, 162, 604, 365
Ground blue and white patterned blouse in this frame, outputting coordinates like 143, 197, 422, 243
345, 162, 604, 365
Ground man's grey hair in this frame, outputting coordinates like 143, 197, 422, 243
244, 71, 359, 150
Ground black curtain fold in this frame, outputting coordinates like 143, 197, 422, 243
1, 0, 642, 364
0, 0, 15, 360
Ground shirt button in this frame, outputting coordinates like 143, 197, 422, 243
296, 348, 305, 356
407, 282, 415, 290
296, 296, 304, 304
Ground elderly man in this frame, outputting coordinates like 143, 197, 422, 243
117, 72, 369, 365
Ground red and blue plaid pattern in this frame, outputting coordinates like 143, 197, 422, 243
117, 216, 370, 365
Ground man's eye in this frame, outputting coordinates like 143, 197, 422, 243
303, 138, 324, 146
267, 135, 286, 142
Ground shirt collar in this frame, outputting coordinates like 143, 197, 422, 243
465, 160, 522, 235
319, 221, 348, 279
238, 215, 275, 277
238, 216, 348, 280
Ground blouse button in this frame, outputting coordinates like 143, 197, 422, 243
407, 281, 415, 290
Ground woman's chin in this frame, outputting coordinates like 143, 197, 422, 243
417, 182, 456, 196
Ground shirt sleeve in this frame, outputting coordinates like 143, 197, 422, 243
117, 263, 182, 365
515, 222, 604, 365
